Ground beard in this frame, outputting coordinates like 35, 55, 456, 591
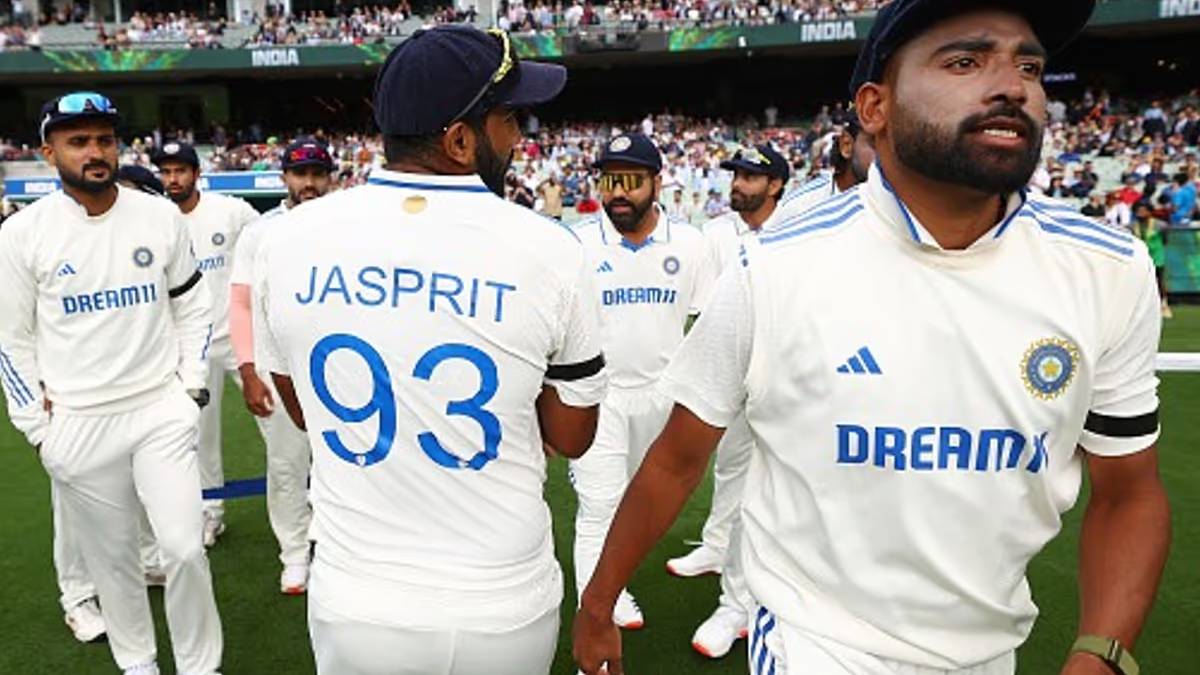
476, 136, 513, 198
730, 189, 767, 214
604, 194, 654, 233
167, 184, 196, 204
288, 187, 322, 204
60, 160, 117, 195
892, 101, 1043, 195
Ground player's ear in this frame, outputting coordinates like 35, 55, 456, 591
40, 140, 56, 168
441, 120, 476, 168
855, 82, 887, 137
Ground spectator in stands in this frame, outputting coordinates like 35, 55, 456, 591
1166, 173, 1197, 226
1117, 174, 1143, 206
575, 183, 601, 214
1104, 191, 1132, 230
1131, 200, 1171, 318
539, 175, 565, 220
1079, 193, 1104, 219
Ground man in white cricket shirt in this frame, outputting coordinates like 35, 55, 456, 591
0, 92, 223, 675
576, 2, 1170, 675
665, 144, 790, 659
775, 115, 874, 226
253, 25, 606, 675
153, 141, 261, 547
568, 132, 709, 633
229, 137, 334, 595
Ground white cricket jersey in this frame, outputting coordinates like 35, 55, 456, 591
696, 207, 783, 310
254, 169, 607, 631
573, 206, 710, 390
231, 201, 287, 370
0, 187, 213, 446
660, 163, 1161, 668
181, 191, 258, 358
775, 170, 840, 226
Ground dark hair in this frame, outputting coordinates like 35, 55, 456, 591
382, 116, 487, 165
1174, 173, 1190, 186
1133, 200, 1153, 212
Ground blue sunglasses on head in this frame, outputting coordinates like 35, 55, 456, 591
41, 91, 118, 141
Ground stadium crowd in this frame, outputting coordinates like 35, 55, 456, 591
497, 0, 890, 33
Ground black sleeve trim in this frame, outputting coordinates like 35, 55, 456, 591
1084, 410, 1159, 438
169, 270, 203, 299
546, 354, 605, 381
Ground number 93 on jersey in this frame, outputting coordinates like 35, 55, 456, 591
308, 333, 502, 471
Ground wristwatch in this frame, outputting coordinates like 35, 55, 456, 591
1071, 635, 1139, 675
186, 387, 211, 409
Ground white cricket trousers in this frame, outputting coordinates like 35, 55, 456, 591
39, 386, 223, 673
309, 594, 559, 675
259, 371, 312, 566
706, 412, 755, 614
570, 385, 673, 600
749, 607, 1015, 675
53, 486, 159, 610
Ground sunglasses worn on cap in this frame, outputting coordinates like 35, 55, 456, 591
736, 147, 769, 166
447, 29, 517, 125
42, 91, 118, 140
287, 145, 332, 166
597, 172, 647, 193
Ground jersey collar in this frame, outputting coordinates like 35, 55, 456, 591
867, 161, 1027, 252
366, 168, 492, 193
599, 203, 672, 251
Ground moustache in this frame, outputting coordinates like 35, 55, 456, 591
960, 104, 1039, 139
82, 161, 112, 172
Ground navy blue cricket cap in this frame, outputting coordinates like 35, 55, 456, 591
282, 137, 335, 171
593, 133, 662, 173
849, 0, 1095, 97
39, 91, 119, 143
150, 141, 200, 169
720, 144, 790, 181
117, 164, 165, 196
374, 25, 567, 136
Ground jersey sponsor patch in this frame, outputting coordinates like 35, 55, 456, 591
1021, 337, 1079, 400
837, 424, 1051, 473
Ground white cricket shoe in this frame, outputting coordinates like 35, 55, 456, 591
64, 597, 106, 643
202, 512, 226, 548
123, 663, 159, 675
666, 545, 723, 577
280, 563, 309, 595
613, 590, 644, 630
691, 605, 748, 659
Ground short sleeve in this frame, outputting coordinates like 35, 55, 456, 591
229, 221, 262, 286
658, 261, 753, 428
1080, 253, 1161, 456
165, 211, 201, 295
545, 249, 607, 408
252, 230, 289, 376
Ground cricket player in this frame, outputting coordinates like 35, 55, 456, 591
0, 92, 222, 675
576, 2, 1170, 675
253, 25, 606, 675
570, 133, 710, 630
664, 144, 789, 659
153, 141, 262, 547
47, 163, 175, 644
774, 116, 874, 226
228, 137, 334, 594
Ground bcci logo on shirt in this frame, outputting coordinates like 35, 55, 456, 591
212, 232, 226, 246
662, 255, 680, 276
1021, 337, 1079, 400
132, 246, 154, 268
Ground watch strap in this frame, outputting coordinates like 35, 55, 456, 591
1071, 635, 1139, 675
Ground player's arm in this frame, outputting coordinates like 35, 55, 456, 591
1063, 253, 1170, 675
165, 212, 213, 391
230, 282, 274, 417
251, 233, 304, 430
575, 263, 754, 675
0, 224, 51, 448
542, 248, 608, 458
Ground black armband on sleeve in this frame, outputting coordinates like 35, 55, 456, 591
1084, 410, 1159, 438
546, 354, 605, 381
169, 270, 203, 299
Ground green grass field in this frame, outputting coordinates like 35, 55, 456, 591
2, 309, 1197, 674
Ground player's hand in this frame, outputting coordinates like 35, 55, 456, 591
241, 369, 275, 417
1060, 652, 1116, 674
573, 598, 623, 675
